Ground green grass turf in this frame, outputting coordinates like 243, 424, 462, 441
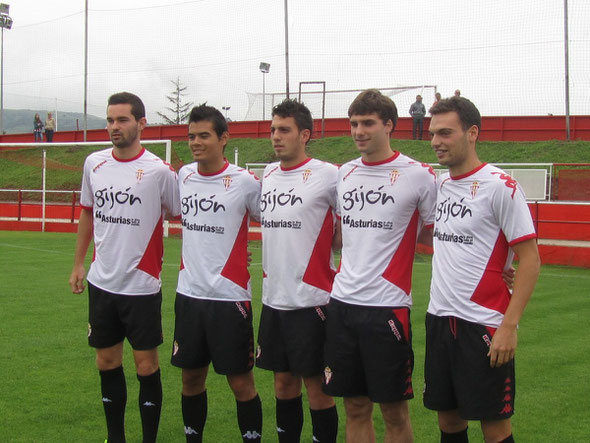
1, 231, 589, 441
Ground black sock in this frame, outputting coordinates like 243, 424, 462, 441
99, 365, 127, 443
137, 369, 162, 443
236, 394, 262, 442
182, 391, 207, 443
499, 435, 514, 443
276, 395, 303, 443
441, 427, 469, 443
310, 405, 338, 443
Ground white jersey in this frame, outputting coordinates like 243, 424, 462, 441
261, 158, 338, 310
80, 147, 180, 295
428, 163, 537, 327
176, 161, 261, 302
332, 152, 437, 307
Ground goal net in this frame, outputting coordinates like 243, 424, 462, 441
244, 85, 438, 121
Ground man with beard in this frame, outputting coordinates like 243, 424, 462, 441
69, 92, 180, 443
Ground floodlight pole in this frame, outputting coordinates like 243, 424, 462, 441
284, 0, 290, 99
564, 0, 570, 141
0, 4, 13, 136
83, 0, 88, 141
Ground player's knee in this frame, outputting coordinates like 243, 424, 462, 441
438, 410, 468, 434
182, 368, 207, 395
344, 397, 373, 421
380, 401, 410, 429
274, 372, 302, 399
227, 372, 257, 401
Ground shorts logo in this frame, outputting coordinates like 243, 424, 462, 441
388, 319, 402, 341
223, 175, 232, 190
482, 334, 492, 347
256, 345, 261, 359
471, 180, 480, 199
136, 168, 144, 182
324, 366, 333, 384
302, 168, 312, 183
315, 306, 326, 321
389, 169, 400, 185
235, 302, 248, 319
173, 340, 179, 356
87, 323, 92, 337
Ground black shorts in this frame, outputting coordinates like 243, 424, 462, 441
87, 282, 163, 350
323, 298, 414, 403
423, 313, 516, 420
256, 304, 327, 377
170, 294, 254, 375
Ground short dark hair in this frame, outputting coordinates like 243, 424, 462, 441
107, 92, 145, 121
429, 96, 481, 131
188, 104, 228, 138
348, 89, 398, 131
272, 99, 313, 138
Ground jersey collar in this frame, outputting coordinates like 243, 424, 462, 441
450, 162, 487, 180
280, 157, 312, 171
198, 159, 230, 176
361, 151, 400, 166
112, 147, 145, 162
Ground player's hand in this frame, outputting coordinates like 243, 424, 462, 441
247, 249, 253, 267
69, 265, 86, 294
487, 324, 517, 368
502, 266, 515, 289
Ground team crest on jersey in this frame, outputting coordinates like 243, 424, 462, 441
470, 180, 480, 199
173, 340, 179, 356
324, 366, 333, 384
389, 169, 400, 185
302, 168, 312, 183
223, 175, 232, 190
136, 168, 144, 182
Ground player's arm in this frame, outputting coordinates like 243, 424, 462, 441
417, 225, 433, 247
332, 216, 342, 252
488, 237, 540, 367
69, 208, 93, 294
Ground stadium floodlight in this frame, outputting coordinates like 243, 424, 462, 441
0, 3, 12, 135
259, 62, 270, 121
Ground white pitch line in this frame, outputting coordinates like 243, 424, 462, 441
0, 242, 70, 255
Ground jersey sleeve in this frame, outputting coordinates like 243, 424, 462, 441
79, 157, 94, 209
160, 164, 180, 217
491, 177, 537, 246
245, 172, 262, 222
417, 166, 437, 227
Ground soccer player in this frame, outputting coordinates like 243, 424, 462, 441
424, 96, 540, 443
69, 92, 180, 443
256, 99, 339, 442
171, 104, 263, 442
323, 89, 437, 442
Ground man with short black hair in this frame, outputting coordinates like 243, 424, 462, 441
424, 96, 540, 443
69, 91, 180, 443
171, 104, 263, 443
256, 98, 339, 443
409, 94, 426, 140
324, 89, 437, 442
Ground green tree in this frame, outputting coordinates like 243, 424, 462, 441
157, 77, 193, 125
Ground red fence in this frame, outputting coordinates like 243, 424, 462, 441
1, 115, 590, 144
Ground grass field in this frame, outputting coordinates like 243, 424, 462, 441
1, 231, 590, 442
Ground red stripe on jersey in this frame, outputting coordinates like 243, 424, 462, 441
180, 256, 185, 271
302, 209, 337, 292
137, 216, 164, 279
221, 213, 250, 290
382, 209, 420, 295
470, 232, 511, 314
392, 308, 410, 342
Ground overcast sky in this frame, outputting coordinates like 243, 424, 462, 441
5, 0, 590, 124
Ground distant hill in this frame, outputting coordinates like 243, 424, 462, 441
1, 109, 106, 134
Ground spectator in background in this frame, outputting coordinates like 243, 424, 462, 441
454, 89, 461, 97
33, 113, 44, 142
430, 92, 442, 113
409, 94, 427, 140
45, 112, 56, 142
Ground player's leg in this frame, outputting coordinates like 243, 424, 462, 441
227, 371, 263, 442
89, 283, 127, 442
379, 400, 413, 443
437, 410, 468, 443
274, 372, 304, 443
125, 293, 164, 443
182, 367, 209, 443
343, 396, 375, 443
304, 375, 338, 443
480, 419, 512, 442
96, 343, 126, 443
